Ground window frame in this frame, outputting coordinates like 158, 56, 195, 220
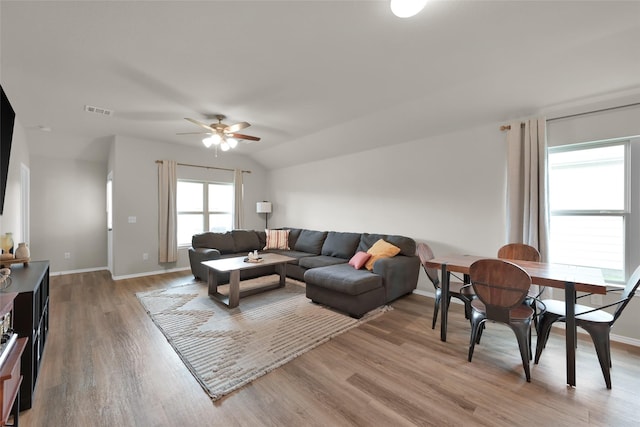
548, 138, 631, 282
177, 179, 234, 247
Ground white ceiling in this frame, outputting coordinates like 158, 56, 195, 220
2, 1, 640, 169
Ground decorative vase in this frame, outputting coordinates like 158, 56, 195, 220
15, 242, 30, 260
0, 233, 13, 255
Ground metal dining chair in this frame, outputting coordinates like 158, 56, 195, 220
534, 264, 640, 389
468, 258, 534, 382
497, 243, 544, 344
416, 242, 474, 329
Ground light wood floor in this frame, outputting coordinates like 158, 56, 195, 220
19, 270, 640, 426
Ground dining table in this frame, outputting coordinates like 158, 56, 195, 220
423, 254, 622, 387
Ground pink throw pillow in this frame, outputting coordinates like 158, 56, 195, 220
349, 251, 372, 270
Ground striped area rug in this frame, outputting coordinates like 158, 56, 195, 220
136, 275, 389, 401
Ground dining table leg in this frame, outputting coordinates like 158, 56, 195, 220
564, 281, 576, 387
440, 264, 449, 342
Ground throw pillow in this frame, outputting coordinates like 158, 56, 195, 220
365, 239, 401, 270
349, 251, 372, 270
264, 229, 290, 250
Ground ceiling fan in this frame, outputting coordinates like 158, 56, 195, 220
178, 114, 261, 152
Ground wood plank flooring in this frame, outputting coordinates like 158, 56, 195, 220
19, 270, 640, 426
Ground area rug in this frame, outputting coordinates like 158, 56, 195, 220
136, 275, 389, 401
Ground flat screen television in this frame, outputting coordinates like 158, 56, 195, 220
0, 85, 15, 215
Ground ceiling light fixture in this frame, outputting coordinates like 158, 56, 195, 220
202, 133, 221, 148
390, 0, 428, 18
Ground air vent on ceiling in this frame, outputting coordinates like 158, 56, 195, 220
84, 105, 113, 116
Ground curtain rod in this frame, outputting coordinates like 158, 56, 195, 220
500, 101, 640, 131
155, 160, 251, 174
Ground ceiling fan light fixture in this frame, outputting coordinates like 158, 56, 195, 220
220, 141, 230, 151
202, 134, 221, 147
227, 137, 238, 149
390, 0, 428, 18
202, 136, 214, 148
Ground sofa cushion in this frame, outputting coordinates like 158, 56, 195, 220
357, 233, 416, 257
263, 249, 314, 265
232, 230, 261, 253
284, 228, 302, 249
294, 229, 328, 254
192, 232, 235, 254
321, 231, 362, 259
264, 229, 290, 250
298, 255, 348, 269
304, 264, 383, 296
349, 251, 371, 270
365, 239, 401, 270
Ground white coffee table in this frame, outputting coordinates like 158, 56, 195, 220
202, 253, 296, 308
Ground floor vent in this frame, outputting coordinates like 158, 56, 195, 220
84, 105, 113, 116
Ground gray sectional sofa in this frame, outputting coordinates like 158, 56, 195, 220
188, 228, 420, 318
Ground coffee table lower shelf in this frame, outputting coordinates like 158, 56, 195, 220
202, 253, 296, 309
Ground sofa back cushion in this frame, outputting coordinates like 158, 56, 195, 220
294, 229, 328, 254
357, 233, 416, 257
284, 228, 302, 249
192, 232, 236, 254
232, 230, 261, 253
321, 231, 362, 259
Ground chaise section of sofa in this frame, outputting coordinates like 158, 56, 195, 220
304, 233, 420, 318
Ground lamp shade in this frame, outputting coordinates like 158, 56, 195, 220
256, 202, 272, 214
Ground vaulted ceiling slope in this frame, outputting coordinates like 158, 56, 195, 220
1, 1, 639, 169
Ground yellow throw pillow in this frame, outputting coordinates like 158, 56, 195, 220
264, 229, 290, 250
365, 239, 401, 270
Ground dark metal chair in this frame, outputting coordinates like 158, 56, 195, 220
497, 243, 543, 358
534, 264, 640, 389
468, 258, 534, 382
416, 242, 474, 329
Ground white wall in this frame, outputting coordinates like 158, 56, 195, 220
111, 136, 270, 278
30, 155, 108, 272
268, 122, 508, 294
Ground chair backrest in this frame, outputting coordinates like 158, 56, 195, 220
416, 242, 440, 288
469, 259, 532, 323
497, 243, 541, 262
612, 264, 640, 324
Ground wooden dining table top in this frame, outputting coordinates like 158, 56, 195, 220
424, 254, 618, 294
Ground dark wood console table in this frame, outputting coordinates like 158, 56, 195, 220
6, 261, 49, 411
0, 292, 27, 426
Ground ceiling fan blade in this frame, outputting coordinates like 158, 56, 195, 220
225, 121, 250, 133
185, 118, 215, 132
176, 131, 211, 135
230, 133, 261, 142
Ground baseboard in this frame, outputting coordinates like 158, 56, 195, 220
411, 289, 640, 348
51, 265, 191, 281
112, 266, 191, 281
51, 266, 110, 276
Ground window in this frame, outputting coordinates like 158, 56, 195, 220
177, 180, 233, 246
548, 140, 629, 282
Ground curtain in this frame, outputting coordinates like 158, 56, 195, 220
158, 160, 178, 263
233, 169, 244, 229
506, 118, 550, 261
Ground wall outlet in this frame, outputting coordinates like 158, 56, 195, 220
64, 252, 71, 259
128, 216, 137, 223
591, 294, 603, 305
143, 253, 149, 261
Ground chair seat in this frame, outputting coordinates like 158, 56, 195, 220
540, 299, 614, 323
449, 281, 474, 296
471, 299, 534, 320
